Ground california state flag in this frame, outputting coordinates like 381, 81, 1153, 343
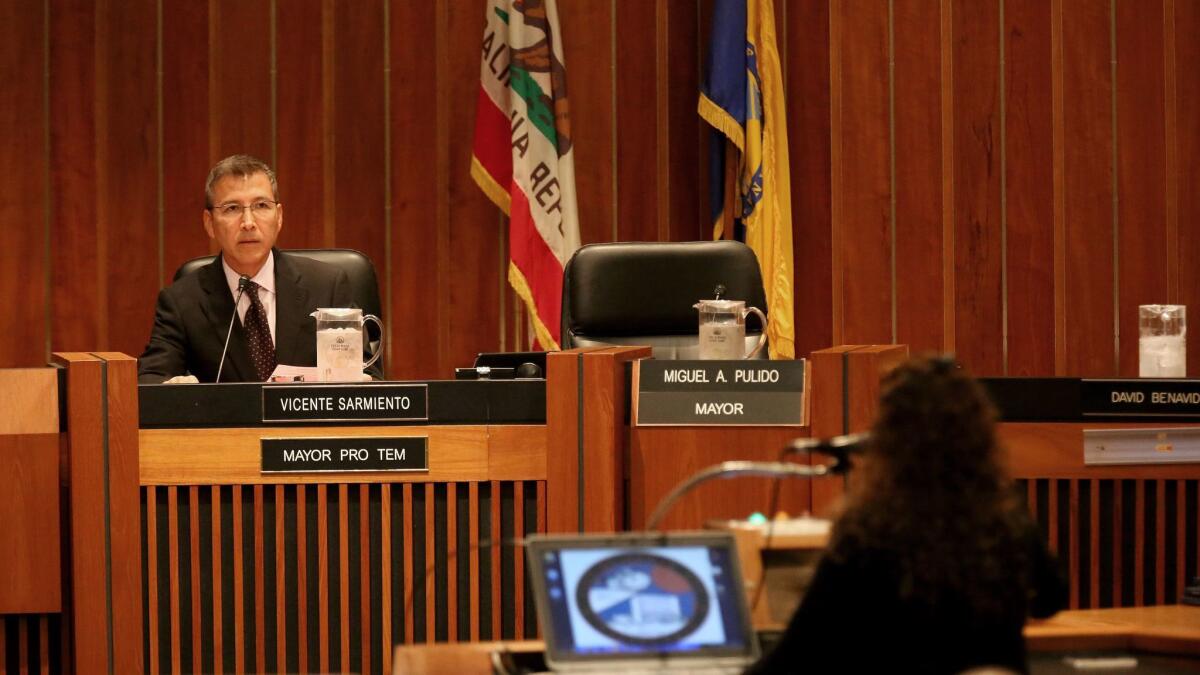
471, 0, 580, 350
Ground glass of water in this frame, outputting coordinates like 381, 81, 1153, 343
1139, 305, 1186, 377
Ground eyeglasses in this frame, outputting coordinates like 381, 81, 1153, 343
210, 199, 279, 222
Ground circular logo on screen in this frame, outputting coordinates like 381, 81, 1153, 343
574, 553, 710, 646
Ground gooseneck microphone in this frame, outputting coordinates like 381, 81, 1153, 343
215, 275, 252, 383
785, 430, 872, 474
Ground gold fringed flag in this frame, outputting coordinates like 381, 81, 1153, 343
471, 0, 580, 350
699, 0, 795, 359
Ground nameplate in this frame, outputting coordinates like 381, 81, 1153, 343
261, 384, 429, 423
1082, 379, 1200, 418
261, 436, 428, 473
636, 360, 806, 426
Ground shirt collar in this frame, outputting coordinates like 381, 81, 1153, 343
221, 250, 276, 297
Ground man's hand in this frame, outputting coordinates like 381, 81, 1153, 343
164, 374, 200, 384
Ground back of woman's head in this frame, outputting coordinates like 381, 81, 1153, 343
867, 354, 1002, 496
833, 355, 1028, 613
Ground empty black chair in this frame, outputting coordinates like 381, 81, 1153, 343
173, 248, 384, 371
560, 240, 768, 359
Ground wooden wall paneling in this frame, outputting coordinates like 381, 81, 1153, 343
1115, 0, 1169, 377
99, 0, 159, 360
332, 0, 387, 272
559, 1, 615, 247
784, 0, 833, 360
951, 0, 1003, 375
1172, 0, 1200, 378
0, 432, 61, 613
161, 0, 214, 283
95, 353, 145, 675
831, 0, 892, 345
444, 0, 503, 374
891, 1, 945, 357
1004, 0, 1055, 376
1059, 0, 1116, 376
275, 0, 329, 251
49, 0, 101, 354
54, 353, 108, 672
615, 0, 660, 243
212, 0, 272, 161
0, 0, 47, 368
665, 1, 703, 242
387, 0, 441, 379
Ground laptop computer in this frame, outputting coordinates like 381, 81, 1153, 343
525, 532, 759, 673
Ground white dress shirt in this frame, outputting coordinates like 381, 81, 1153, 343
221, 251, 277, 344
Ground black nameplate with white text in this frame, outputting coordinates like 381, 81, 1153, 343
1082, 379, 1200, 417
262, 384, 429, 423
261, 437, 428, 473
637, 360, 806, 426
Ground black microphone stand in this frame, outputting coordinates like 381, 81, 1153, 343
215, 275, 251, 384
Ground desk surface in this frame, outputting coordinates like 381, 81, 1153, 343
392, 606, 1200, 675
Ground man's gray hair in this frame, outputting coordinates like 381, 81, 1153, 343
204, 154, 279, 208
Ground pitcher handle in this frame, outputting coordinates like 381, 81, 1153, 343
362, 314, 385, 371
744, 307, 768, 359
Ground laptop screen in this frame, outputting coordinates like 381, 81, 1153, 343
527, 533, 756, 667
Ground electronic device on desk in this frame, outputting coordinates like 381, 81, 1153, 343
456, 351, 547, 381
521, 531, 758, 674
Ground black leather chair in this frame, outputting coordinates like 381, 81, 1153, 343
173, 248, 384, 371
560, 240, 769, 359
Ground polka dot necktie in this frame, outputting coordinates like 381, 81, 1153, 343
243, 281, 276, 381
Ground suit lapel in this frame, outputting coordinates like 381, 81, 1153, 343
199, 256, 254, 382
273, 250, 312, 367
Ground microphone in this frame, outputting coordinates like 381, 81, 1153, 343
215, 275, 252, 383
786, 431, 871, 474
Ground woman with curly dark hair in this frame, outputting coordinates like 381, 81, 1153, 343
748, 355, 1066, 674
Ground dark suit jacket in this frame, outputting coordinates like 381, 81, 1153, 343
138, 250, 383, 383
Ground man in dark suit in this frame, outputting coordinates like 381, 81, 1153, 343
138, 155, 380, 383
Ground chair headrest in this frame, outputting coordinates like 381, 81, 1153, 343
562, 240, 767, 339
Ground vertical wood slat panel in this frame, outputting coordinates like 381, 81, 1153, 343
469, 482, 480, 641
892, 0, 944, 357
318, 483, 328, 675
1176, 1, 1200, 378
491, 480, 502, 639
1177, 479, 1187, 604
388, 0, 441, 378
147, 487, 159, 675
1090, 479, 1100, 608
253, 485, 265, 675
38, 615, 48, 675
1135, 480, 1145, 605
664, 1, 702, 241
1113, 480, 1123, 606
424, 483, 435, 643
1061, 0, 1116, 376
276, 485, 286, 675
338, 483, 349, 671
212, 0, 271, 161
514, 482, 525, 640
381, 484, 392, 675
1156, 479, 1166, 605
0, 0, 47, 367
169, 486, 181, 675
785, 0, 834, 360
447, 483, 457, 642
275, 0, 327, 250
832, 0, 892, 345
233, 485, 244, 674
211, 486, 222, 675
952, 0, 1004, 375
18, 618, 27, 674
403, 484, 414, 644
615, 0, 660, 243
537, 481, 546, 638
1068, 480, 1079, 609
297, 485, 307, 675
1048, 479, 1059, 555
359, 484, 370, 674
1005, 0, 1056, 376
190, 487, 202, 674
1115, 0, 1169, 377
